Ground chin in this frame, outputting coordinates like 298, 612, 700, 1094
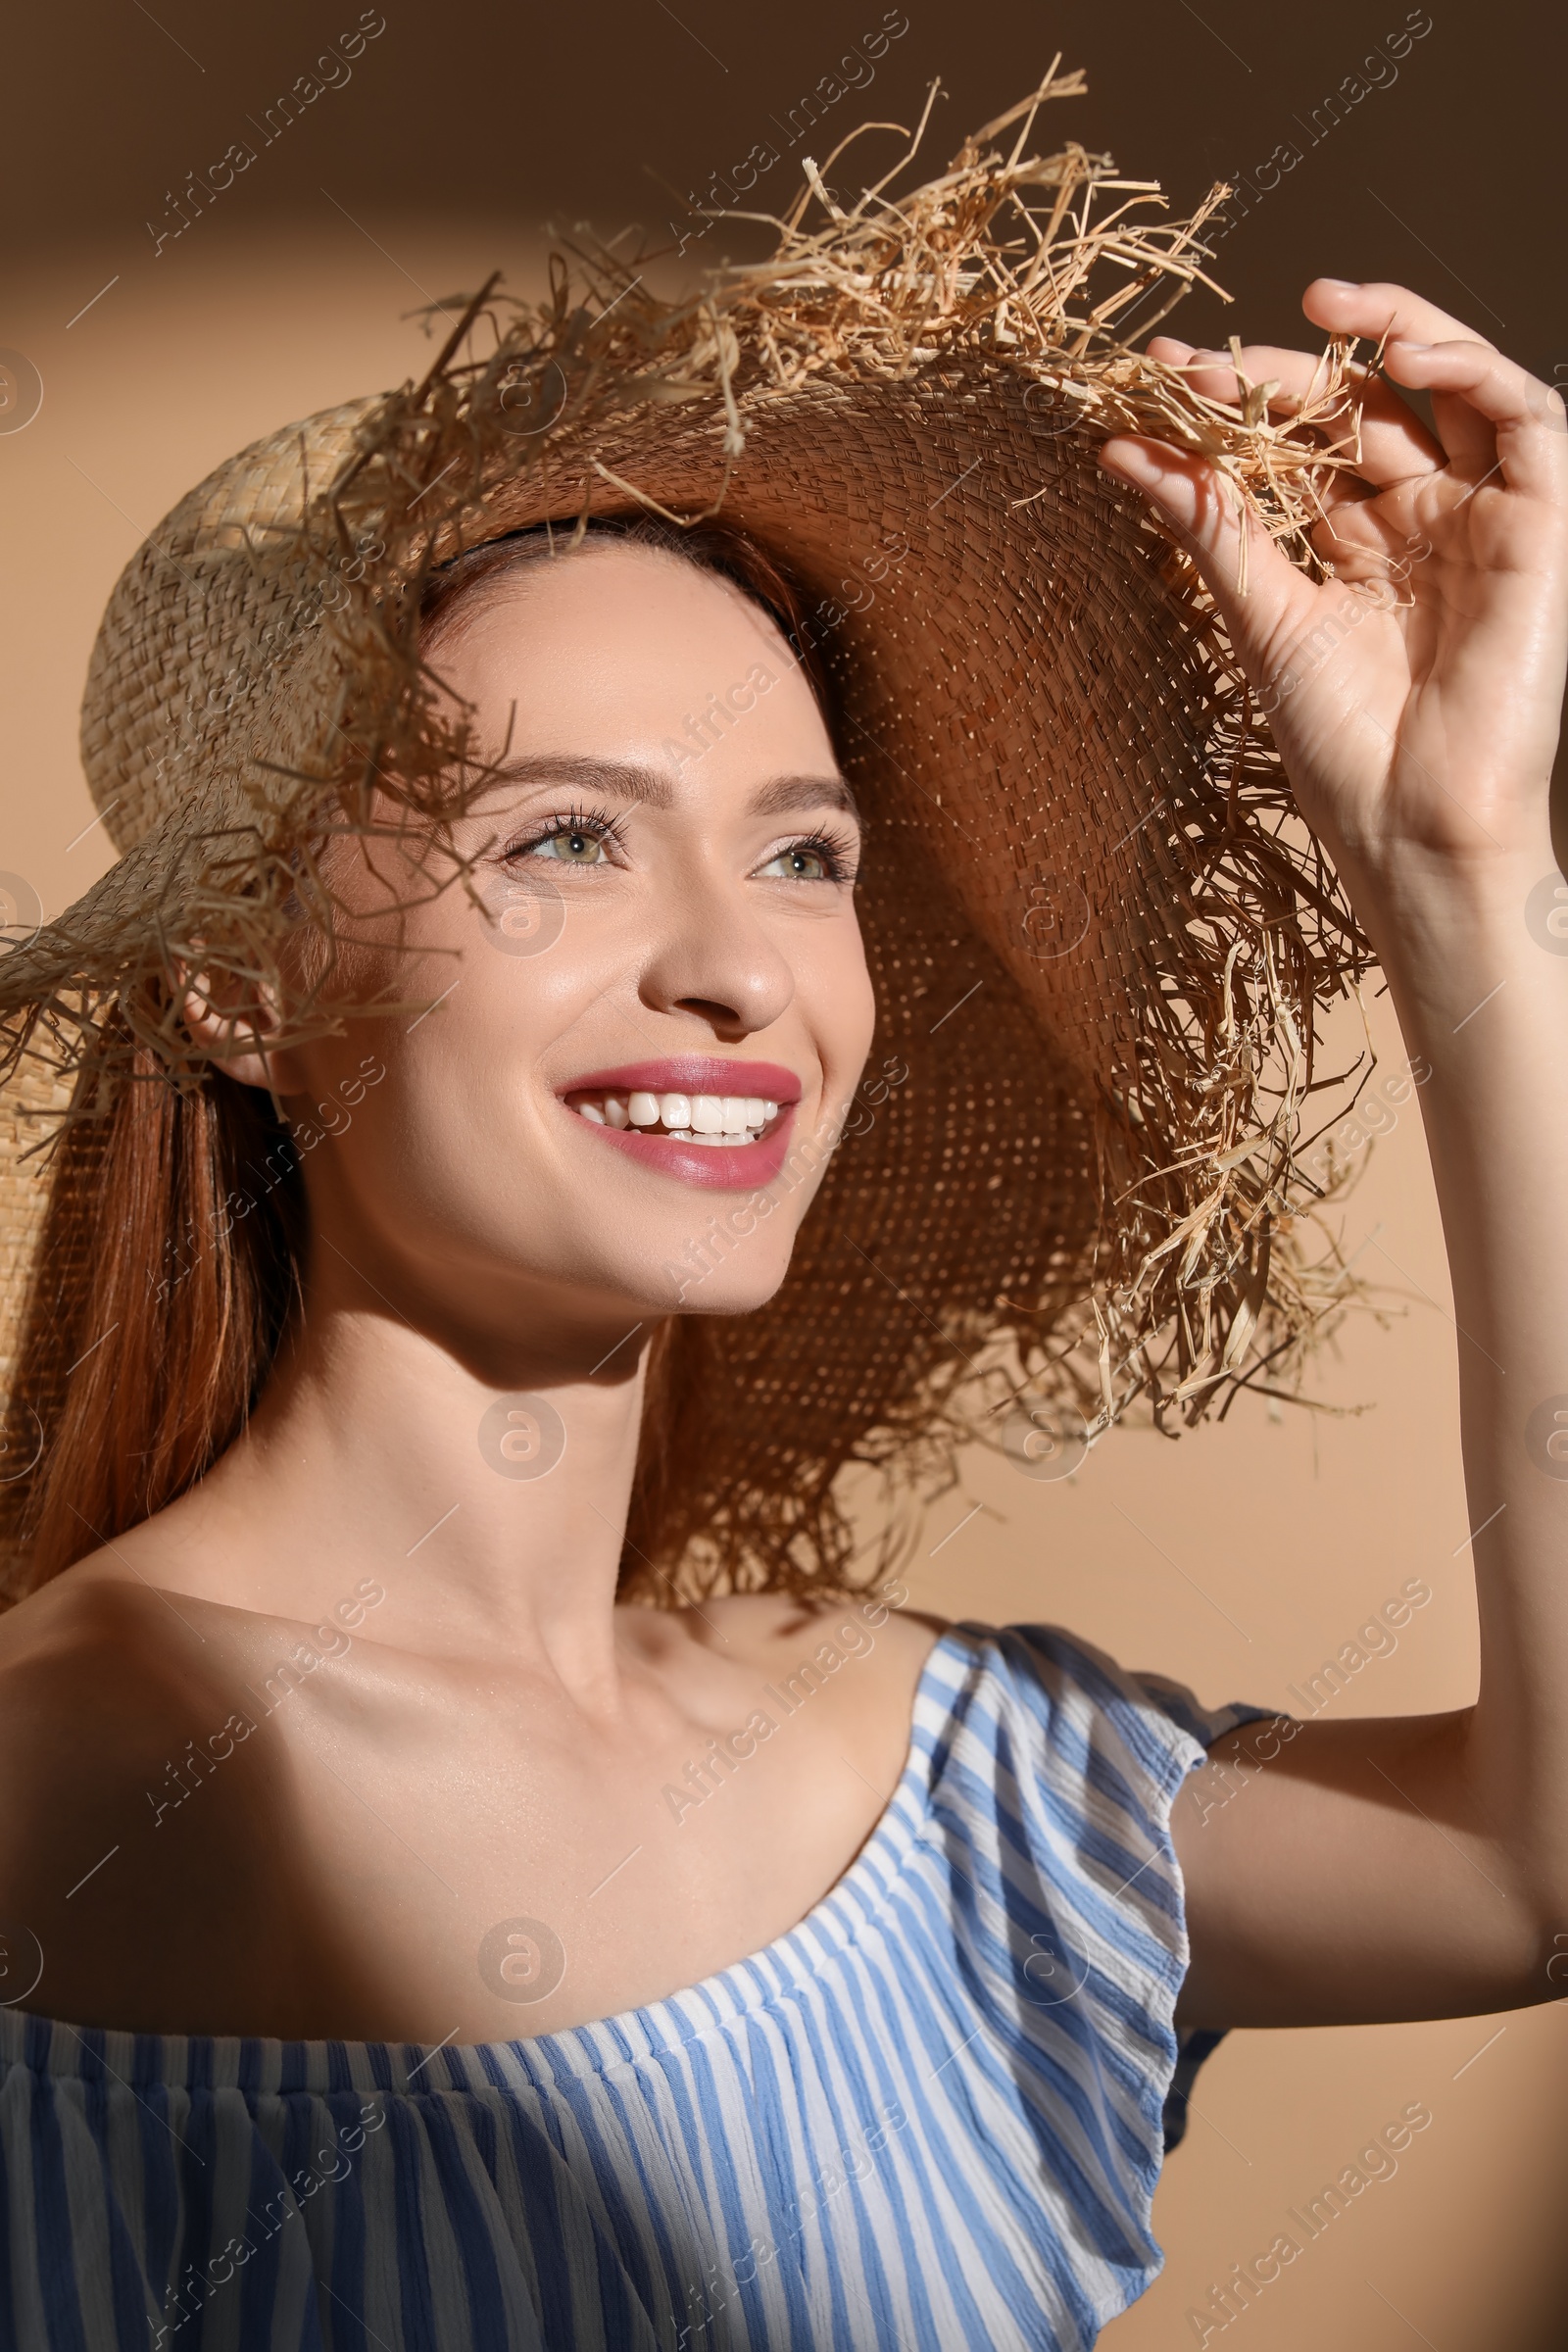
624, 1224, 798, 1318
670, 1269, 790, 1319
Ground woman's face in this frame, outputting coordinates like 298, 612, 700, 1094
270, 543, 876, 1355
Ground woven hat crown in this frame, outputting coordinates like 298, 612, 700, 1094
0, 72, 1372, 1584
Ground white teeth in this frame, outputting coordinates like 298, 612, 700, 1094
574, 1085, 783, 1140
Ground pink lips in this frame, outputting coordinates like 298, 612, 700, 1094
559, 1058, 804, 1191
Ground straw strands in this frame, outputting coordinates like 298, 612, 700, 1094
0, 69, 1387, 1595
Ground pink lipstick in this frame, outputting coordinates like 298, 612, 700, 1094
558, 1057, 804, 1190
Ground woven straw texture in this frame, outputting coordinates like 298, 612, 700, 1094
0, 74, 1375, 1590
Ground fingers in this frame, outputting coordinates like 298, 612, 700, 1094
1149, 334, 1336, 416
1149, 333, 1446, 491
1154, 286, 1568, 509
1097, 435, 1318, 662
1382, 336, 1568, 501
1303, 493, 1429, 588
1300, 276, 1491, 353
1302, 279, 1566, 491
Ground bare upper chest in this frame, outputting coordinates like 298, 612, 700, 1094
1, 1587, 941, 2043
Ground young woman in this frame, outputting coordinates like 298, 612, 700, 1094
0, 91, 1562, 2352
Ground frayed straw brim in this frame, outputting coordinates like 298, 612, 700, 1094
0, 67, 1378, 1586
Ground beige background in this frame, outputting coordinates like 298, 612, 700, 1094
4, 218, 1565, 2351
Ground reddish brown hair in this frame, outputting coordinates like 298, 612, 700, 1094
1, 517, 846, 1601
2, 1046, 304, 1592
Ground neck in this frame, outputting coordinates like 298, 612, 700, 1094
165, 1225, 661, 1702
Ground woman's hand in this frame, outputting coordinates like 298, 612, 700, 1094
1101, 287, 1568, 2034
1098, 280, 1568, 949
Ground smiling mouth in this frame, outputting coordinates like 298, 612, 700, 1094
565, 1088, 782, 1147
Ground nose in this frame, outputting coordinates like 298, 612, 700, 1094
636, 875, 796, 1040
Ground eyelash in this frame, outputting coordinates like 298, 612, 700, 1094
502, 807, 860, 883
770, 825, 860, 885
502, 805, 631, 863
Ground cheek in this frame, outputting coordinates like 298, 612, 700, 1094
377, 961, 561, 1196
804, 913, 877, 1097
284, 861, 875, 1313
286, 935, 564, 1242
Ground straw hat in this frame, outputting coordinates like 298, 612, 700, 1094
0, 71, 1371, 1592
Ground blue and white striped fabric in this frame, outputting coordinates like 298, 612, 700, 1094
0, 1622, 1267, 2351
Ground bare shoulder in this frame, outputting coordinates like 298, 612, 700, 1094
0, 1563, 307, 2033
655, 1587, 947, 1860
690, 1584, 946, 1684
678, 1588, 948, 1784
0, 1560, 223, 1736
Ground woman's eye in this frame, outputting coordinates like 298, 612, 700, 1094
760, 844, 833, 881
527, 828, 608, 865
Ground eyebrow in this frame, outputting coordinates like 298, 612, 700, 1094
748, 771, 861, 823
479, 752, 861, 824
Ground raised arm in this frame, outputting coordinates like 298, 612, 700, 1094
1098, 280, 1568, 2028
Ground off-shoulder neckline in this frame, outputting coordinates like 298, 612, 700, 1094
0, 1623, 982, 2096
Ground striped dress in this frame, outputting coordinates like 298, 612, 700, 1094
0, 1622, 1267, 2351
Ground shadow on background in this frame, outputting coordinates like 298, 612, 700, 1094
3, 1, 1567, 2344
3, 0, 1565, 369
